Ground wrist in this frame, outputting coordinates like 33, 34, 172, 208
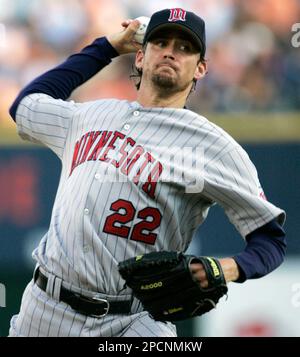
96, 37, 120, 58
106, 35, 121, 55
219, 258, 240, 283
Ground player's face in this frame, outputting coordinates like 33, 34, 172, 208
135, 30, 206, 94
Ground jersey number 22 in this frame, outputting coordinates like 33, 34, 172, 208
103, 199, 162, 245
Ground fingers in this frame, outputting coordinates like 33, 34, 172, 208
121, 19, 140, 29
125, 19, 141, 37
121, 19, 132, 28
120, 19, 141, 44
190, 262, 209, 288
121, 20, 143, 49
107, 19, 143, 55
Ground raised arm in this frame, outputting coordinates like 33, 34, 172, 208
9, 19, 141, 120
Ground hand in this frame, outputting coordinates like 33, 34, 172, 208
190, 258, 240, 288
190, 262, 209, 288
107, 19, 143, 55
118, 251, 228, 322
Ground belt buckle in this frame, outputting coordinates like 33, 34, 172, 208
91, 296, 110, 318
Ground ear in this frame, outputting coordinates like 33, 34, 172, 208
194, 60, 207, 81
135, 49, 145, 71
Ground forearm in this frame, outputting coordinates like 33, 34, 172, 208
9, 37, 119, 120
194, 219, 286, 287
233, 218, 286, 283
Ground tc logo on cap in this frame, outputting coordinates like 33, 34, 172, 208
168, 8, 187, 22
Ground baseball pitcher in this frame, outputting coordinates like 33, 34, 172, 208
9, 8, 286, 337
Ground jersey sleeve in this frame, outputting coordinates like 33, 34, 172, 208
203, 146, 286, 238
15, 93, 80, 159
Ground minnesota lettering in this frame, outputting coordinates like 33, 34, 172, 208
70, 130, 163, 199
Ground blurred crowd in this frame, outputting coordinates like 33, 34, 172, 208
0, 0, 300, 127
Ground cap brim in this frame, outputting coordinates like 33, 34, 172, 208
145, 23, 203, 52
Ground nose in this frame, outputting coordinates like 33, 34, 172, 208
162, 42, 176, 60
163, 52, 175, 60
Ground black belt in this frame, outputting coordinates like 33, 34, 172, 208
34, 268, 132, 318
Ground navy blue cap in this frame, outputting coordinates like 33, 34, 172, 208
143, 8, 206, 56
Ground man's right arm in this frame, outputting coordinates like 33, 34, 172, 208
9, 20, 141, 121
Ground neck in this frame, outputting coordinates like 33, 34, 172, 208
136, 82, 190, 109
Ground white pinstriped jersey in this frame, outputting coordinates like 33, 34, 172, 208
16, 93, 285, 296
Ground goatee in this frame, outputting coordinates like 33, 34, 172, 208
151, 74, 191, 97
152, 74, 176, 90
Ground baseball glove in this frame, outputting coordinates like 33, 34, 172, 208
118, 251, 228, 322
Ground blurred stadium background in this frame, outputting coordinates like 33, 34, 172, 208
0, 0, 300, 337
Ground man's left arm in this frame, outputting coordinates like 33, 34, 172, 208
195, 145, 287, 285
191, 218, 286, 286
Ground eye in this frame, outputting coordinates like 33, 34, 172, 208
178, 43, 192, 52
153, 39, 168, 48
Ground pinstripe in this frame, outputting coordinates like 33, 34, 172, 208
129, 326, 143, 337
75, 172, 98, 288
118, 317, 125, 337
206, 162, 251, 227
222, 156, 260, 226
27, 288, 43, 335
19, 103, 71, 119
172, 196, 203, 250
66, 313, 79, 337
18, 283, 36, 334
37, 293, 49, 336
77, 314, 88, 337
134, 108, 174, 142
57, 305, 69, 336
18, 124, 64, 147
133, 315, 173, 337
204, 187, 253, 234
17, 115, 69, 130
81, 170, 100, 288
35, 100, 74, 111
67, 311, 78, 337
45, 300, 60, 336
109, 316, 115, 337
12, 93, 285, 337
219, 153, 263, 227
18, 124, 66, 141
228, 150, 256, 193
95, 167, 118, 289
231, 148, 258, 189
10, 282, 34, 336
107, 182, 134, 290
206, 139, 233, 164
150, 112, 199, 249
